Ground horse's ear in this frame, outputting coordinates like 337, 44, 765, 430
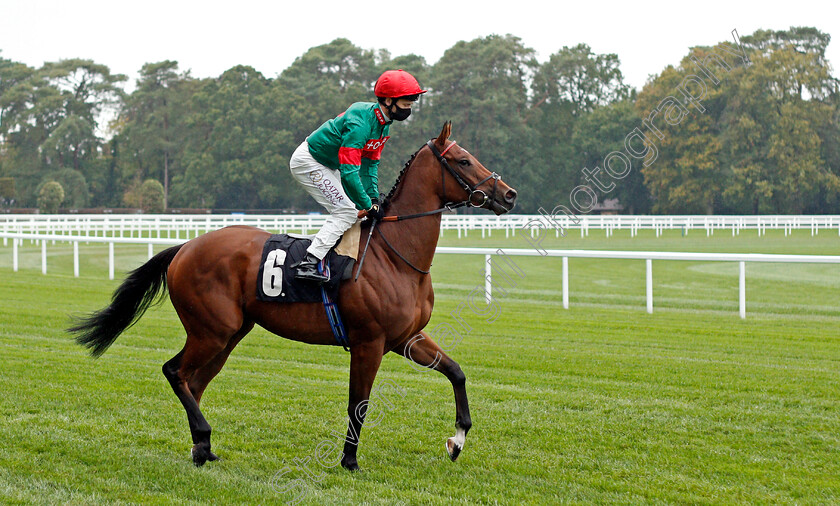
435, 121, 452, 146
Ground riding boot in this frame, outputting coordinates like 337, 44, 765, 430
292, 253, 329, 283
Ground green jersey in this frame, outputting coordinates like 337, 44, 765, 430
306, 102, 391, 210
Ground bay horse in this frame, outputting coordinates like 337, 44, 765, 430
69, 122, 517, 470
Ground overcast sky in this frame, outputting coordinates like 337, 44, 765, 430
1, 0, 837, 92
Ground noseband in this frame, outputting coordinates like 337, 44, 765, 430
426, 140, 502, 209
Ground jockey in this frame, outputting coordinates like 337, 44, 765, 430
289, 69, 426, 283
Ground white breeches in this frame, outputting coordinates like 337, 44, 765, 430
289, 141, 358, 259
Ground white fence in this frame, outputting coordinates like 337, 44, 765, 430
462, 247, 840, 319
3, 232, 839, 319
2, 214, 840, 239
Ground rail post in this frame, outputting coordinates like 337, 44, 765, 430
484, 254, 492, 305
739, 261, 746, 319
109, 242, 115, 280
562, 256, 569, 309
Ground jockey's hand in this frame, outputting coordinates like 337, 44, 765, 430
366, 203, 384, 221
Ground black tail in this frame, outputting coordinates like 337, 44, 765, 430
69, 244, 184, 357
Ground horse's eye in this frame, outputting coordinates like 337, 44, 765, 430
458, 159, 470, 167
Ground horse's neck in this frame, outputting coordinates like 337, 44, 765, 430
377, 152, 444, 273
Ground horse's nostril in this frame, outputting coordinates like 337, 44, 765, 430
504, 188, 517, 203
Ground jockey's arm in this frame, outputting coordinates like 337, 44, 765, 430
339, 166, 371, 211
359, 159, 380, 204
337, 121, 374, 211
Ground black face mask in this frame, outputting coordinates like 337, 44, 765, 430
388, 103, 411, 121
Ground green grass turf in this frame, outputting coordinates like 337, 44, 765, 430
0, 228, 839, 503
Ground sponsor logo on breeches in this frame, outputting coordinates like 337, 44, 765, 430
309, 170, 344, 206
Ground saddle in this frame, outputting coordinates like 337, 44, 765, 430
256, 221, 360, 303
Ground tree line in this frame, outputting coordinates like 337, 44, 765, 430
1, 27, 838, 214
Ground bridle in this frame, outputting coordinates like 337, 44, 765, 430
378, 139, 503, 222
426, 139, 502, 210
356, 139, 504, 278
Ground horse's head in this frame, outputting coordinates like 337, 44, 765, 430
429, 122, 517, 215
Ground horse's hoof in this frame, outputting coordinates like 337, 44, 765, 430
191, 443, 217, 467
341, 457, 360, 472
446, 437, 463, 462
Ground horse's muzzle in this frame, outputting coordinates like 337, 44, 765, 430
504, 188, 517, 206
489, 187, 517, 215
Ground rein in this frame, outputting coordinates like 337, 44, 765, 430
378, 201, 467, 222
357, 139, 502, 277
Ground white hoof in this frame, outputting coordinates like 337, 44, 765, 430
446, 437, 463, 461
446, 426, 466, 461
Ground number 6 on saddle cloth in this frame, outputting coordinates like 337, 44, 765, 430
256, 232, 356, 349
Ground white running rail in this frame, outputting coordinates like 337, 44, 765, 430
2, 214, 840, 239
3, 232, 839, 319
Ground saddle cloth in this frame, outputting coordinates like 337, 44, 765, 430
256, 222, 359, 303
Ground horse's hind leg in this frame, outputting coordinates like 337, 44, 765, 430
189, 321, 255, 405
394, 330, 472, 461
162, 333, 228, 466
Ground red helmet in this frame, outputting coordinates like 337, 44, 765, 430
374, 69, 426, 98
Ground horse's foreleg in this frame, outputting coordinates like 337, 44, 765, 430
396, 330, 472, 461
341, 336, 386, 471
